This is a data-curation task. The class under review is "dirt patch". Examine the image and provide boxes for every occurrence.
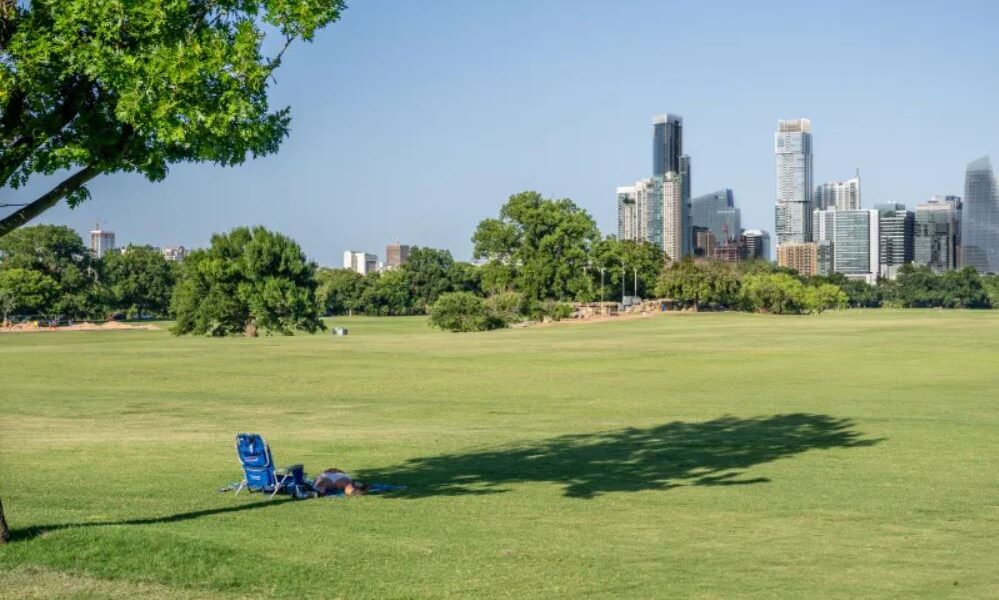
[0,321,161,333]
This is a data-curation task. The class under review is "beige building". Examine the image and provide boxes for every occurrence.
[777,242,819,276]
[385,242,410,269]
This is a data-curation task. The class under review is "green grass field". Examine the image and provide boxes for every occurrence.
[2,311,998,599]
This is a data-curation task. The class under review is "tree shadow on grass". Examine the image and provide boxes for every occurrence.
[9,498,293,543]
[364,414,882,499]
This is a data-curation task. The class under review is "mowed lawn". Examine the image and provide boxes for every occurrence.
[2,311,998,599]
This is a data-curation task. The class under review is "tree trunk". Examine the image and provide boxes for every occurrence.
[0,495,10,544]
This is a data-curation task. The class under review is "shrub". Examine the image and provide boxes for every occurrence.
[803,283,848,314]
[429,292,496,332]
[739,273,807,314]
[485,291,525,325]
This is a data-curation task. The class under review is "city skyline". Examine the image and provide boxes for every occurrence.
[8,0,998,266]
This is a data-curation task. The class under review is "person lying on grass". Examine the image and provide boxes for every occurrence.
[313,468,370,496]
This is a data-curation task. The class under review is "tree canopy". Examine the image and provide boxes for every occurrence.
[473,191,600,302]
[0,224,98,316]
[170,226,324,336]
[100,245,178,318]
[0,0,346,237]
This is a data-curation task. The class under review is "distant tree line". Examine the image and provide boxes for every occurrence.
[4,192,997,335]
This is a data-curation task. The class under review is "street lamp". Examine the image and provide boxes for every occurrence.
[599,266,605,303]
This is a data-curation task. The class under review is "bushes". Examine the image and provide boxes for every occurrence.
[739,273,845,315]
[429,292,494,332]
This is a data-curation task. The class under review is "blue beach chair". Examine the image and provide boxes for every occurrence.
[233,433,309,499]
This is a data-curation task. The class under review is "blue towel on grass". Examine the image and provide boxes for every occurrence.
[323,483,407,498]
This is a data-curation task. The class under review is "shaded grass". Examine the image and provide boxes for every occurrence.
[1,311,999,598]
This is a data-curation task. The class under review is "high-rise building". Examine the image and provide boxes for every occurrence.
[343,250,377,275]
[813,209,836,243]
[815,170,862,211]
[777,242,819,276]
[961,156,999,273]
[741,229,771,261]
[775,118,814,246]
[915,196,961,272]
[653,114,683,177]
[816,240,834,276]
[691,189,741,254]
[616,178,655,244]
[659,172,685,261]
[875,203,914,279]
[385,242,410,269]
[833,210,879,282]
[89,223,115,258]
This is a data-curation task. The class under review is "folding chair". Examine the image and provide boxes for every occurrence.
[233,433,307,499]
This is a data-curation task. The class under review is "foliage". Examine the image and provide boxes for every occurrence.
[473,191,599,302]
[590,237,665,300]
[484,291,526,326]
[359,270,414,316]
[428,291,497,332]
[0,224,99,317]
[654,258,740,310]
[881,265,991,309]
[739,273,808,314]
[316,268,365,315]
[400,247,480,311]
[170,226,324,336]
[0,267,59,318]
[0,1,347,237]
[478,260,517,296]
[803,284,848,314]
[100,245,177,317]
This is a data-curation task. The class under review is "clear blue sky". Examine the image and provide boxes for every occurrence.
[17,0,999,265]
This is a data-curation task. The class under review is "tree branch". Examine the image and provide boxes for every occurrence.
[0,166,100,238]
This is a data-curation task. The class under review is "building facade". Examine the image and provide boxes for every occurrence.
[914,196,961,272]
[385,242,410,269]
[162,246,187,262]
[741,229,771,261]
[691,189,741,254]
[815,170,861,211]
[833,210,879,282]
[89,224,115,258]
[343,250,377,275]
[653,114,683,177]
[775,118,813,245]
[961,156,999,274]
[777,242,818,276]
[658,172,686,262]
[875,203,914,279]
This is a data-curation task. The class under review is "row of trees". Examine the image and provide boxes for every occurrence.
[0,225,178,322]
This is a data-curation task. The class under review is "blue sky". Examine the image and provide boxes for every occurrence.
[17,0,999,265]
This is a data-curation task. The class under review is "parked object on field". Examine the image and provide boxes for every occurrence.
[222,433,312,499]
[333,327,348,336]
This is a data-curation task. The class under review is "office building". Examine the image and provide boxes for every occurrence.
[741,229,771,261]
[777,242,819,276]
[915,196,961,272]
[815,171,862,211]
[89,224,115,258]
[813,209,836,243]
[385,242,410,269]
[875,203,914,279]
[162,246,187,262]
[833,210,879,282]
[775,118,814,246]
[343,250,377,276]
[961,156,999,273]
[616,178,655,244]
[691,189,741,254]
[659,172,686,261]
[653,114,683,177]
[816,240,834,276]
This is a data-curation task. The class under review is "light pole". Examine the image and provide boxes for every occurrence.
[634,267,639,299]
[599,267,605,303]
[621,264,626,303]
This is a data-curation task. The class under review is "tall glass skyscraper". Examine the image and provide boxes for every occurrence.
[961,156,999,273]
[691,189,741,250]
[832,210,879,280]
[915,196,961,272]
[775,118,813,246]
[875,203,914,279]
[653,114,683,177]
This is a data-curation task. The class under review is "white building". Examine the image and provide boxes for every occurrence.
[89,224,115,258]
[343,250,377,275]
[162,246,187,262]
[815,170,862,211]
[775,118,814,245]
[815,209,879,283]
[660,172,684,262]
